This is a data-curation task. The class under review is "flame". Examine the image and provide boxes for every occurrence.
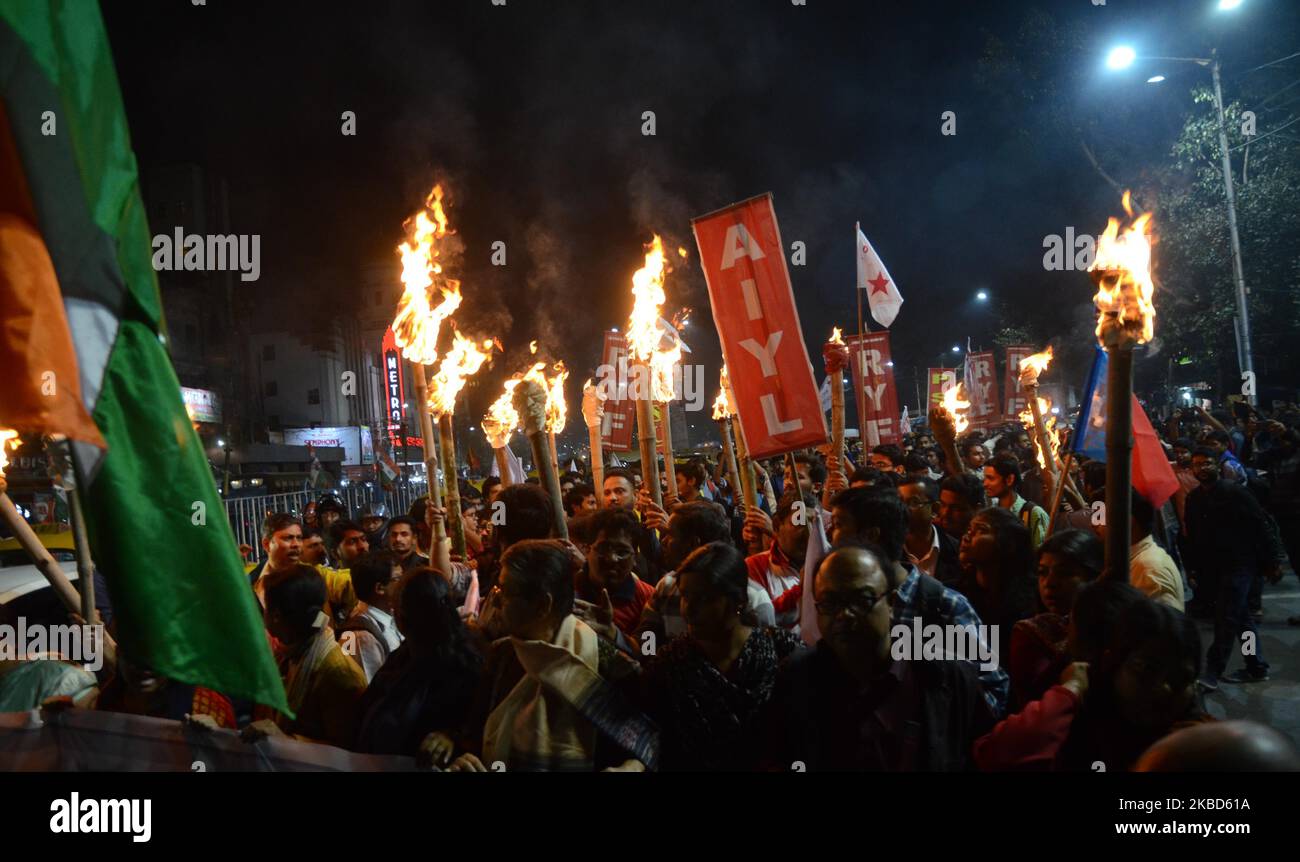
[392,184,463,365]
[1020,346,1054,381]
[0,428,19,477]
[428,332,495,417]
[713,365,738,420]
[1090,191,1156,344]
[1018,396,1061,474]
[627,234,669,362]
[712,390,730,421]
[482,385,521,449]
[828,327,844,345]
[677,246,688,259]
[546,361,569,434]
[941,384,971,434]
[529,340,538,354]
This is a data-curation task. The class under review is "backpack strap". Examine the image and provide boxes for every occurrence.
[337,613,391,661]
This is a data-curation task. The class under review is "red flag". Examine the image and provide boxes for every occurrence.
[692,194,828,459]
[1001,346,1035,422]
[598,332,636,451]
[965,351,999,430]
[1132,396,1180,509]
[845,332,900,446]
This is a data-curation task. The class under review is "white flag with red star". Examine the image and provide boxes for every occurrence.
[856,225,903,328]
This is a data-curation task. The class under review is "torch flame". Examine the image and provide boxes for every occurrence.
[428,332,495,417]
[1020,346,1054,385]
[0,428,19,477]
[1090,191,1156,344]
[941,384,971,434]
[828,327,845,345]
[1018,396,1061,474]
[392,184,462,365]
[627,234,669,362]
[711,390,731,421]
[482,386,521,450]
[546,361,569,435]
[529,340,538,354]
[677,246,688,259]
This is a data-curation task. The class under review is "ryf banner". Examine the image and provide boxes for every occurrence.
[926,367,958,417]
[846,332,900,446]
[599,331,637,451]
[1002,345,1035,423]
[692,193,827,458]
[966,350,1000,430]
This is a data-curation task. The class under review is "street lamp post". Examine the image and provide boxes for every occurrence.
[1108,41,1256,403]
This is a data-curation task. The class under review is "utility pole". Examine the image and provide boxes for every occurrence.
[1210,52,1256,405]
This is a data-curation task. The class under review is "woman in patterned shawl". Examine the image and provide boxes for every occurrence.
[640,542,804,771]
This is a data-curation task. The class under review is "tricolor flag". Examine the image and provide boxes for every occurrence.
[1072,348,1180,509]
[0,4,286,711]
[856,223,903,328]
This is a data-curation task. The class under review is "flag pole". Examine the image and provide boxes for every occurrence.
[855,222,867,450]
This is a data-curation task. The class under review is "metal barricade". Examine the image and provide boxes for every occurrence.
[223,481,428,551]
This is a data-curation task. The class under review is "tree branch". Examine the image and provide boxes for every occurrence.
[1079,139,1126,195]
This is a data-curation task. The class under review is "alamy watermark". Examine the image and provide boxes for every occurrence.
[594,361,705,411]
[890,617,999,672]
[0,617,105,673]
[152,228,260,282]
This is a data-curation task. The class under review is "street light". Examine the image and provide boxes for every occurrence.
[1218,0,1243,10]
[1146,75,1166,83]
[1106,45,1137,70]
[976,290,988,302]
[951,345,961,354]
[1104,35,1255,403]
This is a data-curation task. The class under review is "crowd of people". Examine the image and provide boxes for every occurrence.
[4,396,1299,772]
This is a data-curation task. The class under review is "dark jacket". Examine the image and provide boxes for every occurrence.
[766,642,995,771]
[1185,479,1286,574]
[933,528,963,587]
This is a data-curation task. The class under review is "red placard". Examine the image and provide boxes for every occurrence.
[598,331,636,451]
[965,351,1000,430]
[845,332,901,446]
[926,367,958,417]
[1001,345,1035,423]
[693,195,828,459]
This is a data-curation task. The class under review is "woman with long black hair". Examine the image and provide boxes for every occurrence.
[354,565,482,762]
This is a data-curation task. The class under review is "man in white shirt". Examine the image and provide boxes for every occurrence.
[338,551,405,682]
[1128,491,1185,611]
[899,477,963,585]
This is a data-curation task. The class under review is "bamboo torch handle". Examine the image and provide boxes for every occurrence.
[438,414,466,557]
[411,363,447,544]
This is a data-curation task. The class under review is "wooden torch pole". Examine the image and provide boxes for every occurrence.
[411,364,448,545]
[438,413,467,557]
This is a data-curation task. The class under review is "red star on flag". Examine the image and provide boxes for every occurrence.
[868,273,891,295]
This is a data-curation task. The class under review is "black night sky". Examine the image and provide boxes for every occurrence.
[101,0,1300,427]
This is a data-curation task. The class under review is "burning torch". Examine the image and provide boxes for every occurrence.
[824,328,850,474]
[626,235,672,508]
[712,369,741,506]
[428,332,496,558]
[1089,192,1156,579]
[391,184,462,547]
[582,378,607,504]
[513,371,569,540]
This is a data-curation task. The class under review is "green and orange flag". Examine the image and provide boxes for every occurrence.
[0,1,287,712]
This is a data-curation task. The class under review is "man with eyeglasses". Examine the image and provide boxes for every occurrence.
[573,508,656,645]
[766,546,994,771]
[898,477,962,585]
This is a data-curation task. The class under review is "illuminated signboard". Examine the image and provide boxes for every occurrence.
[382,326,407,447]
[181,387,222,423]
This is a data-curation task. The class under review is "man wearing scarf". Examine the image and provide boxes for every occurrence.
[248,564,367,749]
